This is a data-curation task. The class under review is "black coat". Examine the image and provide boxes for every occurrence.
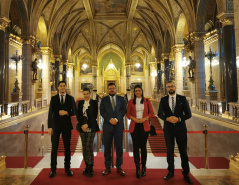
[157,94,192,132]
[48,94,77,131]
[77,99,99,132]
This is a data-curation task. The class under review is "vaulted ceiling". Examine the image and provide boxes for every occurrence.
[6,0,204,57]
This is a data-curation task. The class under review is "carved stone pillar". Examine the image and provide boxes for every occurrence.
[66,63,73,95]
[74,66,79,98]
[62,60,67,82]
[218,12,237,112]
[234,0,239,104]
[162,53,170,95]
[0,17,10,115]
[193,33,206,104]
[150,62,157,99]
[173,44,184,95]
[126,65,131,100]
[22,36,35,108]
[54,55,62,91]
[41,47,52,105]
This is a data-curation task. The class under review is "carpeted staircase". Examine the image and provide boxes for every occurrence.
[147,116,167,154]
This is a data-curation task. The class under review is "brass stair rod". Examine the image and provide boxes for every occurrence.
[24,125,29,169]
[111,137,114,168]
[204,125,209,169]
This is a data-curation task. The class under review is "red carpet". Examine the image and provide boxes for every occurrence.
[148,116,167,155]
[31,168,200,185]
[5,156,43,168]
[189,157,229,169]
[80,152,134,169]
[57,116,79,156]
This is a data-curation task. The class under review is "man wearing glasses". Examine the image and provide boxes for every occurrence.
[100,83,127,176]
[158,81,193,184]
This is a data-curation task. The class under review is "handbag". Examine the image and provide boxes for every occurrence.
[146,99,157,136]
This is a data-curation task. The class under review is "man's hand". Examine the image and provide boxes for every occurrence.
[59,110,68,116]
[81,124,88,132]
[109,118,117,125]
[48,128,53,135]
[166,116,179,124]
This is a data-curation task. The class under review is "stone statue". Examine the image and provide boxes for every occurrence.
[32,58,38,80]
[188,56,195,78]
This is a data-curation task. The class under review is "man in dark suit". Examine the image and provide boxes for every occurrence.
[48,80,77,178]
[158,81,193,184]
[100,83,126,176]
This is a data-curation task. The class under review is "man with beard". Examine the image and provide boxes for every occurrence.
[158,81,193,184]
[100,83,126,176]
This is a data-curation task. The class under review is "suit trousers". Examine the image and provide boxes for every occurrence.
[51,128,71,170]
[131,124,149,166]
[103,128,123,169]
[164,126,190,175]
[80,132,96,165]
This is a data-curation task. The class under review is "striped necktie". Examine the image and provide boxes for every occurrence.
[111,96,115,111]
[172,97,175,113]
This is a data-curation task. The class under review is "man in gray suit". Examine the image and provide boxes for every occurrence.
[100,83,126,176]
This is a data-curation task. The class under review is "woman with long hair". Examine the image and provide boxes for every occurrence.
[126,85,154,179]
[77,87,99,177]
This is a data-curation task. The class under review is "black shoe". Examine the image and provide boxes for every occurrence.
[117,168,125,176]
[141,165,146,177]
[87,165,94,178]
[184,175,193,184]
[65,169,73,176]
[164,172,174,180]
[102,168,111,176]
[83,163,89,175]
[136,165,141,179]
[49,170,56,178]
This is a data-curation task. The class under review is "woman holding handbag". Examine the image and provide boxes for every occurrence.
[126,85,154,179]
[76,87,99,177]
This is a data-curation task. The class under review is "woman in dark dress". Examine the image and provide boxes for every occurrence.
[77,87,99,177]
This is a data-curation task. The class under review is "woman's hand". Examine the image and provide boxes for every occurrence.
[138,117,147,123]
[81,124,88,132]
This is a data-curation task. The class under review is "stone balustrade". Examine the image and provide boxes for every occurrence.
[210,101,222,116]
[228,102,239,120]
[198,99,207,113]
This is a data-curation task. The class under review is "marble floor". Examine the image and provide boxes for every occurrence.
[0,152,239,185]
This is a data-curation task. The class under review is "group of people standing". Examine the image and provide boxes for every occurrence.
[47,80,193,184]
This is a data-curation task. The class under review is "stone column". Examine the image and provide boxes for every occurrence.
[0,18,10,115]
[22,36,35,108]
[193,34,206,104]
[218,13,237,112]
[162,53,170,95]
[74,66,79,98]
[66,63,73,95]
[62,60,67,82]
[126,65,131,100]
[54,55,61,91]
[149,62,157,98]
[41,47,52,105]
[173,44,184,95]
[234,0,239,103]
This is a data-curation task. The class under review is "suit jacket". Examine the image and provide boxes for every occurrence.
[127,98,154,133]
[48,94,77,131]
[158,94,192,132]
[77,99,100,132]
[100,95,126,132]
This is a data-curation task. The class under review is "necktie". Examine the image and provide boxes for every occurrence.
[61,95,64,105]
[111,96,115,111]
[172,97,175,113]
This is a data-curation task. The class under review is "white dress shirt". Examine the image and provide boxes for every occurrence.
[136,98,144,119]
[59,93,66,104]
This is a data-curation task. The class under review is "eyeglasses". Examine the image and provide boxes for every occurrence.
[108,88,116,90]
[167,85,175,88]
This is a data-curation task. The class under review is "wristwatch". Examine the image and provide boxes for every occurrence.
[178,117,181,122]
